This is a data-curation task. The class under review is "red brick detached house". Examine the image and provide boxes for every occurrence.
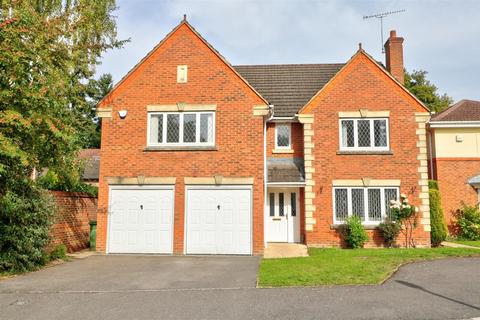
[428,100,480,233]
[95,20,431,255]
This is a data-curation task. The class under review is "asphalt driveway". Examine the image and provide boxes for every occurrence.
[1,255,480,320]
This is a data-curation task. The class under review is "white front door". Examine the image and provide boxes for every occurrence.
[108,187,174,254]
[267,189,300,243]
[186,187,252,255]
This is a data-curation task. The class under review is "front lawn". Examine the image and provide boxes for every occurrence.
[258,247,480,287]
[451,240,480,247]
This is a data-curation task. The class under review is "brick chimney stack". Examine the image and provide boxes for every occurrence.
[384,30,404,85]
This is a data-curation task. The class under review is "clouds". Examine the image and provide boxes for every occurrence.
[96,0,480,102]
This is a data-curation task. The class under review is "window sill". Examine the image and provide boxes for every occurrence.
[144,145,218,152]
[330,224,379,230]
[336,150,393,155]
[272,149,294,154]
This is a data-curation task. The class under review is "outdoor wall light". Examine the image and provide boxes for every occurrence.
[118,110,128,119]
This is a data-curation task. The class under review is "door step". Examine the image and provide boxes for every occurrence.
[264,243,309,259]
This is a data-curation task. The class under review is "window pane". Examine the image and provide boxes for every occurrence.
[357,120,371,147]
[276,124,290,147]
[291,193,296,217]
[351,189,365,221]
[149,114,163,143]
[166,114,180,143]
[341,120,355,147]
[269,193,275,217]
[183,114,196,143]
[279,193,284,216]
[200,113,213,143]
[335,189,348,221]
[374,120,387,147]
[384,188,398,219]
[368,189,382,221]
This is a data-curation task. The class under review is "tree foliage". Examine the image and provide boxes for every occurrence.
[404,70,453,113]
[83,73,113,148]
[0,0,123,272]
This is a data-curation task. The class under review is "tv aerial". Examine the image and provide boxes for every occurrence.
[363,9,406,53]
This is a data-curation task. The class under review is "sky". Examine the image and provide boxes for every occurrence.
[96,0,480,103]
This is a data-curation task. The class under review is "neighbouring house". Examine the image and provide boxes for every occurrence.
[79,148,100,186]
[428,99,480,233]
[95,19,431,255]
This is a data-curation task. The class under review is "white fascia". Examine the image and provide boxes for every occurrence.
[429,121,480,128]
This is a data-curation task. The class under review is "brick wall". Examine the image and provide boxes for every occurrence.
[49,191,97,252]
[266,122,304,158]
[434,158,480,233]
[96,23,266,254]
[300,52,431,247]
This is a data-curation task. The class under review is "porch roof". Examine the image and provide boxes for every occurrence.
[267,157,305,183]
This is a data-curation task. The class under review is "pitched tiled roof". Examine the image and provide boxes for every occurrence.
[79,149,100,181]
[234,64,344,117]
[431,100,480,122]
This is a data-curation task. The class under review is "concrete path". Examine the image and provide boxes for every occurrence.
[1,256,480,320]
[442,241,480,249]
[264,243,309,258]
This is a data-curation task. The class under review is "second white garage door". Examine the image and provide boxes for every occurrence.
[186,187,252,255]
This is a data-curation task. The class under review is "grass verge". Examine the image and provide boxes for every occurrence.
[258,247,480,287]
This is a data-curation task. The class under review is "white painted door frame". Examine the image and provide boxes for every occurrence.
[106,185,175,254]
[184,185,253,255]
[266,187,300,243]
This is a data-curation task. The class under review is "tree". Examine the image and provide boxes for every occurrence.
[0,0,124,272]
[83,73,114,148]
[404,70,453,113]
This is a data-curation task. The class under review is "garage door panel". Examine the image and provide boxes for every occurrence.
[186,188,252,255]
[108,188,173,254]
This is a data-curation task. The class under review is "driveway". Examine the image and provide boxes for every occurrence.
[1,256,480,320]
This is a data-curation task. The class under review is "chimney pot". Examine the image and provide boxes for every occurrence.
[390,30,397,38]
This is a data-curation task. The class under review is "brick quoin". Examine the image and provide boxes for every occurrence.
[96,22,266,254]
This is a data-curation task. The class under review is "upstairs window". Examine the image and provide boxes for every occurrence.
[148,112,214,146]
[275,123,291,149]
[340,118,389,151]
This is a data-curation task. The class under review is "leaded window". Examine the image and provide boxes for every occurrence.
[333,187,399,224]
[148,112,215,146]
[275,123,291,149]
[340,118,389,151]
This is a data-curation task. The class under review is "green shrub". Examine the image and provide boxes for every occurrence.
[428,180,439,190]
[0,183,54,272]
[429,188,448,246]
[49,244,67,260]
[378,219,401,247]
[340,216,369,249]
[456,204,480,240]
[37,167,98,197]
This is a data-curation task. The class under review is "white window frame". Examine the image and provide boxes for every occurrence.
[147,111,215,147]
[275,123,292,149]
[339,118,390,151]
[332,186,399,225]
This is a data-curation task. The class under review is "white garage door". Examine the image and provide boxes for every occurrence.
[108,187,174,254]
[186,187,252,255]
